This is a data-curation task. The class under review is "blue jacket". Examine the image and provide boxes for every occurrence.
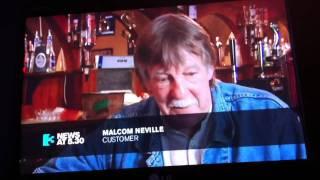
[34,81,307,173]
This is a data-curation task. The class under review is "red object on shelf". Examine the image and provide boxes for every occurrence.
[60,109,83,121]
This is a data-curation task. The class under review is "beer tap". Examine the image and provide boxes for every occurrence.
[270,22,281,59]
[257,40,265,78]
[81,13,96,81]
[229,34,237,84]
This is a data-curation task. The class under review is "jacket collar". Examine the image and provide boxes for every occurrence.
[208,81,235,146]
[139,81,235,167]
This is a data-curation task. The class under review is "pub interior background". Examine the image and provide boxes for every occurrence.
[1,0,319,178]
[21,0,299,124]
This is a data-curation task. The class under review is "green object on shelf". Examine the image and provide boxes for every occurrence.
[93,99,111,113]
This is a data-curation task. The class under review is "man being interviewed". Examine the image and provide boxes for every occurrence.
[34,13,306,173]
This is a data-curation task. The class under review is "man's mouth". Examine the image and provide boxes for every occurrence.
[168,99,198,109]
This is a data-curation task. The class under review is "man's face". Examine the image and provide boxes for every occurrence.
[146,49,213,115]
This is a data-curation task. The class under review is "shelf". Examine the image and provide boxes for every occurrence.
[82,89,132,95]
[215,64,252,71]
[23,70,82,77]
[21,118,64,125]
[216,66,232,70]
[24,71,68,77]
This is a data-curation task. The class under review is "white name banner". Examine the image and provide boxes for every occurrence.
[96,56,134,69]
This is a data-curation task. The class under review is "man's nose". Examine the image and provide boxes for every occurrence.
[170,78,186,99]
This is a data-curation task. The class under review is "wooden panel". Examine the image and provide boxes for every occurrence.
[32,78,64,110]
[97,69,133,91]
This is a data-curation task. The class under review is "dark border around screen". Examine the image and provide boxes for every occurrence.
[2,0,320,178]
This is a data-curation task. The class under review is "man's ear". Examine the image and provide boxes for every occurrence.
[144,80,153,95]
[207,66,214,80]
[135,70,153,95]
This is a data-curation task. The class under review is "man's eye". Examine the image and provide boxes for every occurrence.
[156,76,169,82]
[159,77,168,82]
[185,72,197,76]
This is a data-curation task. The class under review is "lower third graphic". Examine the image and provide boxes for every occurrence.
[42,133,55,147]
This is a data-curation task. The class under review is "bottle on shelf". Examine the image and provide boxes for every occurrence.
[81,13,96,81]
[215,36,223,66]
[46,29,56,72]
[28,40,35,73]
[188,5,197,21]
[84,13,96,48]
[280,38,290,56]
[33,29,48,73]
[263,37,271,59]
[46,29,53,55]
[98,15,102,33]
[72,18,80,47]
[34,31,41,49]
[24,33,29,73]
[67,14,72,43]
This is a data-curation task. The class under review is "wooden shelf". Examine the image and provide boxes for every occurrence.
[82,89,132,95]
[23,70,82,77]
[24,71,69,77]
[216,66,232,70]
[215,64,253,71]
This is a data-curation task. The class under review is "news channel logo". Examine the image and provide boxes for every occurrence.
[42,132,85,147]
[42,133,55,147]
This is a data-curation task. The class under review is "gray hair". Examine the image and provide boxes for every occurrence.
[134,13,216,85]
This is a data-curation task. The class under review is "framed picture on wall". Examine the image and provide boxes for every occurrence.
[96,15,115,36]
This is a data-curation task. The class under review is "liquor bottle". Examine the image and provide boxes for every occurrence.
[263,37,271,59]
[84,13,96,48]
[98,15,103,33]
[24,33,29,73]
[49,52,56,72]
[244,25,248,45]
[242,5,249,45]
[249,25,255,45]
[81,13,96,81]
[33,30,48,72]
[257,24,264,39]
[72,18,80,47]
[255,12,264,39]
[67,14,72,43]
[215,36,223,66]
[28,40,34,72]
[34,31,41,48]
[46,29,56,72]
[280,38,291,56]
[46,29,53,55]
[253,43,259,61]
[176,5,184,15]
[188,5,197,21]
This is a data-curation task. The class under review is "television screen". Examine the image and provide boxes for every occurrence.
[19,0,309,177]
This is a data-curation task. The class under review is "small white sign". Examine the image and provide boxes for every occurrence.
[96,56,134,69]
